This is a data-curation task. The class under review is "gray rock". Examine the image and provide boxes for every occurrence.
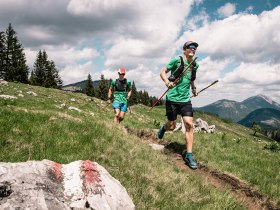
[0,160,135,210]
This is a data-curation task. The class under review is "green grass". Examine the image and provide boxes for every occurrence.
[1,82,279,209]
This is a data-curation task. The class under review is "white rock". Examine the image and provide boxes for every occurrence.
[68,106,81,112]
[26,91,37,96]
[0,94,17,99]
[0,160,135,210]
[149,144,165,151]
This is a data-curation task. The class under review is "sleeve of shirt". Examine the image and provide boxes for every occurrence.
[111,80,115,88]
[127,80,132,89]
[166,56,180,72]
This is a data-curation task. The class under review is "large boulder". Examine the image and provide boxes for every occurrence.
[193,118,216,133]
[0,160,135,210]
[179,118,216,133]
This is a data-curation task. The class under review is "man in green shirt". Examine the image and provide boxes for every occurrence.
[108,68,132,125]
[158,41,199,169]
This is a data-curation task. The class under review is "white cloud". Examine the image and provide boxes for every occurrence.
[217,3,236,18]
[192,61,280,107]
[196,56,230,83]
[244,6,254,14]
[102,0,193,70]
[67,0,132,17]
[180,6,280,63]
[1,0,280,106]
[223,62,280,85]
[25,46,99,84]
[60,61,94,85]
[44,46,99,66]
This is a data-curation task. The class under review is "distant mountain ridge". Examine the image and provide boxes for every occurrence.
[62,80,109,92]
[196,94,280,122]
[238,108,280,130]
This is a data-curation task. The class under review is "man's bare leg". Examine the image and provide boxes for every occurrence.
[114,109,120,125]
[118,112,126,123]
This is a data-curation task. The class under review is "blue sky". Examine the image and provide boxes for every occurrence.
[0,0,279,107]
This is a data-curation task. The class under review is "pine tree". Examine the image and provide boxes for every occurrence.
[53,64,63,89]
[44,60,63,88]
[129,81,138,105]
[13,39,29,83]
[96,74,108,100]
[3,23,28,83]
[0,31,5,78]
[30,50,62,88]
[31,50,45,86]
[44,60,56,88]
[84,74,94,97]
[142,90,150,106]
[252,122,261,136]
[29,70,35,84]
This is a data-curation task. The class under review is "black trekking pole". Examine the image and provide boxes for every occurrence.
[190,80,219,98]
[148,57,198,112]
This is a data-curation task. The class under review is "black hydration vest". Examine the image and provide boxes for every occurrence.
[115,78,128,92]
[168,56,197,82]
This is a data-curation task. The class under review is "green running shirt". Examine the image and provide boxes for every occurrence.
[166,55,199,102]
[111,79,132,103]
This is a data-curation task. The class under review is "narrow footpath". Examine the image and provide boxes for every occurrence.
[128,128,279,210]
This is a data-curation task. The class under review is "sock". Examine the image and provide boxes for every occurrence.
[186,152,193,157]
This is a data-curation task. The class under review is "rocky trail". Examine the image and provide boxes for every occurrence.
[130,128,279,210]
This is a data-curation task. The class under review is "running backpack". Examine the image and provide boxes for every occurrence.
[168,56,197,82]
[114,78,128,92]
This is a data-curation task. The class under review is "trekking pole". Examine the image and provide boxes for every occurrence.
[190,80,219,98]
[148,57,198,112]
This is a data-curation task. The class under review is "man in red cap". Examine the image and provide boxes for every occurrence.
[157,41,199,169]
[108,67,132,125]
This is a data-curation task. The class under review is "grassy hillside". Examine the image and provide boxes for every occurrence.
[1,82,280,209]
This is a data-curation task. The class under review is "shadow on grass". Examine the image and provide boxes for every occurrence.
[164,141,185,155]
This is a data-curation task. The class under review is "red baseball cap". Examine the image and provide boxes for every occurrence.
[118,67,126,75]
[183,41,199,50]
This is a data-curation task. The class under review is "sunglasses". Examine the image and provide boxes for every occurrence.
[118,73,125,75]
[186,45,197,50]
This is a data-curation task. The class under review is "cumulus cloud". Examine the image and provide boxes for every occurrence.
[1,0,280,106]
[223,62,280,85]
[0,0,194,82]
[217,3,236,18]
[60,61,94,85]
[180,6,280,63]
[25,46,99,70]
[192,60,280,107]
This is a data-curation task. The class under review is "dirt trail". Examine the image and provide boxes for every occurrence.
[130,128,279,210]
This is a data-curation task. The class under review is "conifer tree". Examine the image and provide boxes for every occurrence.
[84,74,94,97]
[31,50,45,86]
[96,74,108,100]
[142,90,150,106]
[129,81,138,105]
[53,62,63,89]
[138,90,143,104]
[29,70,36,84]
[0,31,5,78]
[44,60,63,88]
[13,39,29,83]
[3,23,28,83]
[31,50,62,88]
[252,122,261,136]
[44,60,56,88]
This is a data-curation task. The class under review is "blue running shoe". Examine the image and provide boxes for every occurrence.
[182,151,197,169]
[157,125,166,140]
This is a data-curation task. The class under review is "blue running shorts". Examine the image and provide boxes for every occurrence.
[112,102,128,112]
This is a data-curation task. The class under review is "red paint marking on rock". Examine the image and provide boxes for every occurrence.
[51,162,62,180]
[81,160,104,195]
